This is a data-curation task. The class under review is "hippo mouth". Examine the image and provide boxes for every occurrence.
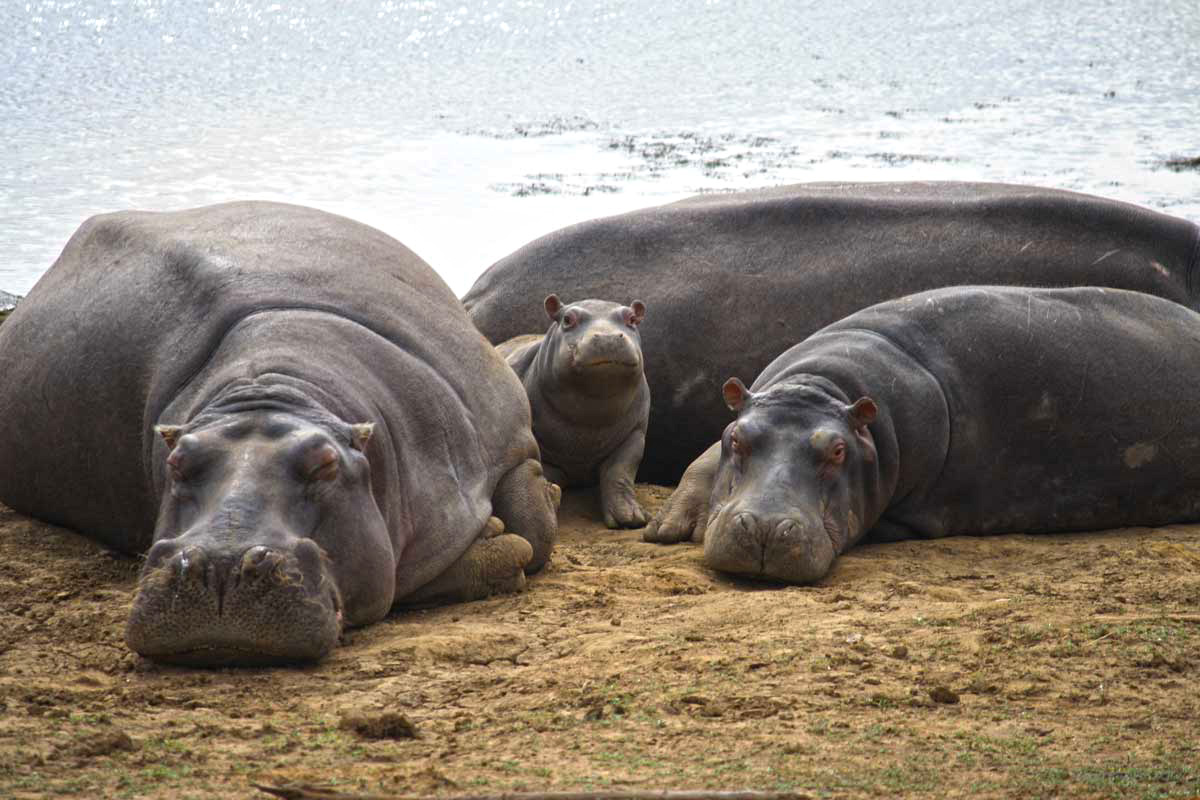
[579,357,640,369]
[703,508,838,584]
[125,551,344,666]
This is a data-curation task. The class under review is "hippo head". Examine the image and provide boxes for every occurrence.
[126,389,395,666]
[704,375,880,584]
[540,294,646,397]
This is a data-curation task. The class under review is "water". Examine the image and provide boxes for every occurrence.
[3,0,1198,297]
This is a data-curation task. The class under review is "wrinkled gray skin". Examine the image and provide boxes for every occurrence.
[655,286,1200,583]
[0,202,559,666]
[463,182,1200,484]
[497,295,650,529]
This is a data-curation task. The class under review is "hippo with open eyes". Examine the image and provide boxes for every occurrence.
[649,286,1200,583]
[463,182,1200,484]
[497,295,650,528]
[0,201,559,665]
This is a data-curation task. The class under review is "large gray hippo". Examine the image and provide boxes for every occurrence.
[497,295,650,529]
[463,182,1200,483]
[650,286,1200,581]
[0,202,559,665]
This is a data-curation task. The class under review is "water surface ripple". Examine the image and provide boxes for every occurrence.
[3,0,1198,294]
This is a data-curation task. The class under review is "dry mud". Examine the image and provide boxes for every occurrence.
[1,486,1198,799]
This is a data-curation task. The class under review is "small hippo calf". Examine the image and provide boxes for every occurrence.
[647,286,1200,583]
[497,295,650,528]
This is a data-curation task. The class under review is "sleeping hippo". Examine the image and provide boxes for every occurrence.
[647,286,1200,582]
[497,295,650,528]
[0,201,560,665]
[463,182,1200,483]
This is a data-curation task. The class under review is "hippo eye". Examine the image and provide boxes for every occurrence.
[561,311,579,330]
[306,445,341,482]
[623,309,639,328]
[731,431,747,460]
[830,442,846,466]
[166,450,187,483]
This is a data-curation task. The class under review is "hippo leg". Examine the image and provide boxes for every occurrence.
[492,458,561,572]
[404,519,534,605]
[643,442,721,543]
[598,428,648,529]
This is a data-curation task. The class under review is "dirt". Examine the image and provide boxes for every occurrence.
[1,486,1198,800]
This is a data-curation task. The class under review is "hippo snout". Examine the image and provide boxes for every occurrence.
[576,330,641,369]
[704,508,836,584]
[126,537,341,666]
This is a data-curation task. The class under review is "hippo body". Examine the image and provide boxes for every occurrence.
[0,202,559,664]
[657,286,1200,583]
[463,182,1200,483]
[497,296,650,528]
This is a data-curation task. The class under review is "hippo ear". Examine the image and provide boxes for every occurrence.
[350,423,375,453]
[544,294,563,321]
[629,300,646,326]
[847,397,878,430]
[723,377,751,412]
[154,425,184,450]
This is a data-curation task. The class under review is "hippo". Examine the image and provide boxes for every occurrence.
[0,202,560,665]
[497,295,650,528]
[646,286,1200,581]
[463,182,1200,483]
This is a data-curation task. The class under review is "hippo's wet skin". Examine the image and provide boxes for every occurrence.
[650,287,1200,583]
[498,296,650,528]
[0,202,559,665]
[463,182,1200,483]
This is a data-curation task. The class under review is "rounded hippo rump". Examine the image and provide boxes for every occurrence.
[463,182,1200,483]
[651,286,1200,583]
[0,202,559,665]
[497,295,650,528]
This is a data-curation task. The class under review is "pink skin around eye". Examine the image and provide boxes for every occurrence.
[166,449,184,481]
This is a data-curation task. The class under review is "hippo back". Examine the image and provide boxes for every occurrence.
[0,202,532,554]
[463,182,1200,482]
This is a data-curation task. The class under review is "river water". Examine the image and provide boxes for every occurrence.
[2,0,1198,297]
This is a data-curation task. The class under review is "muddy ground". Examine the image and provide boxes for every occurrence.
[1,486,1198,800]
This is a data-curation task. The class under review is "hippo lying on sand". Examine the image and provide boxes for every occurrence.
[648,286,1200,582]
[498,295,650,528]
[0,202,559,665]
[463,182,1200,483]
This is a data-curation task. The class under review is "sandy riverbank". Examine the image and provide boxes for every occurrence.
[0,486,1198,798]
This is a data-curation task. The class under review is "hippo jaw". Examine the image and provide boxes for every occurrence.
[127,407,395,666]
[702,378,877,584]
[126,536,343,666]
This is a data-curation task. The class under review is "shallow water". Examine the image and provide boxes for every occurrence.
[2,0,1198,296]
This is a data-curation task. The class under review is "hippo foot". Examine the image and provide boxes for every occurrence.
[643,478,711,543]
[602,490,648,529]
[404,533,533,606]
[492,458,560,574]
[643,442,720,544]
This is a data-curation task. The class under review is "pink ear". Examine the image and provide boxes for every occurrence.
[350,423,374,453]
[848,397,878,429]
[544,294,562,321]
[155,424,184,450]
[629,300,646,326]
[723,377,751,412]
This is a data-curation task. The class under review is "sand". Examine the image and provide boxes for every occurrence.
[1,485,1198,799]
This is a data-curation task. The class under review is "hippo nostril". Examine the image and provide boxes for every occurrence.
[177,546,210,589]
[145,539,181,570]
[733,512,762,546]
[239,546,283,583]
[774,519,800,540]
